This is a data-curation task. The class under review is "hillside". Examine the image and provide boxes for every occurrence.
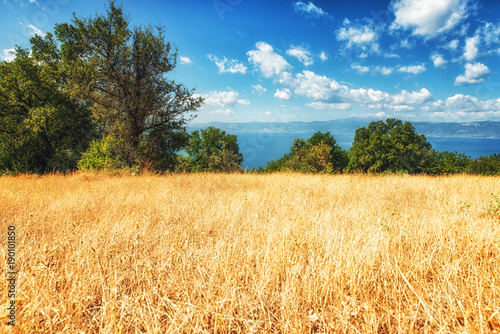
[189,119,500,138]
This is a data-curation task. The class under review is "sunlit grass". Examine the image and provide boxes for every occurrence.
[1,172,500,333]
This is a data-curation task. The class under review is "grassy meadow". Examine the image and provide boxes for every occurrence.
[1,172,500,333]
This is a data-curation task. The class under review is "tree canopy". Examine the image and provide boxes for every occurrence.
[184,127,243,172]
[266,131,348,173]
[0,38,93,173]
[347,118,431,174]
[54,1,203,168]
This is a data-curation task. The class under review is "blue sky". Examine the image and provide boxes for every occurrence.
[2,0,500,124]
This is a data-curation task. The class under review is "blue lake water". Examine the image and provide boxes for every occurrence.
[237,133,500,170]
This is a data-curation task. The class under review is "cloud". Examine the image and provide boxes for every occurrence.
[384,52,400,59]
[337,19,379,53]
[355,63,425,75]
[208,55,247,74]
[347,88,391,104]
[400,39,412,49]
[464,35,479,61]
[391,88,432,105]
[195,90,249,108]
[378,67,394,75]
[293,1,328,18]
[480,22,500,46]
[283,68,433,113]
[351,64,370,74]
[448,39,459,50]
[25,24,45,37]
[319,51,328,61]
[306,102,351,111]
[247,42,291,78]
[390,0,470,38]
[1,48,16,62]
[397,64,426,75]
[454,62,490,85]
[286,46,313,66]
[274,88,293,100]
[431,53,447,68]
[424,95,500,119]
[179,56,192,65]
[291,70,347,100]
[210,109,235,116]
[237,99,251,106]
[388,105,415,112]
[252,84,266,95]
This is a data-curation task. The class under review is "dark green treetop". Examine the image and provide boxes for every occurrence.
[347,118,431,174]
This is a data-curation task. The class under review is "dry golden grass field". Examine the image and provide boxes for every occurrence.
[1,172,500,333]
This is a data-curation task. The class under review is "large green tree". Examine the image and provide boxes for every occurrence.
[185,127,243,172]
[55,1,203,168]
[0,36,93,174]
[347,118,431,174]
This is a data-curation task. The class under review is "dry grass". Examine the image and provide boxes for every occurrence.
[1,172,500,333]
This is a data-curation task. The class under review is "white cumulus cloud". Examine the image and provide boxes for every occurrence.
[208,55,247,74]
[464,35,479,61]
[347,88,391,104]
[252,84,267,95]
[379,67,395,75]
[247,42,291,79]
[390,0,470,38]
[454,62,490,85]
[195,90,249,108]
[448,39,459,50]
[391,88,432,105]
[293,1,328,18]
[274,88,293,100]
[286,46,313,66]
[291,70,347,101]
[351,64,370,74]
[480,22,500,46]
[25,24,45,37]
[337,19,379,52]
[319,51,328,61]
[179,56,192,65]
[431,53,447,68]
[397,64,426,75]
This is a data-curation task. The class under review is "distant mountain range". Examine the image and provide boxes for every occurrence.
[188,119,500,139]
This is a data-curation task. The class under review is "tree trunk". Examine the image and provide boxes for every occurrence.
[38,130,55,158]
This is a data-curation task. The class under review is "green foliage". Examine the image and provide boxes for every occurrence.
[466,154,500,175]
[423,150,471,175]
[78,135,128,171]
[55,1,203,168]
[0,39,94,174]
[347,119,431,174]
[266,132,348,173]
[138,125,189,171]
[185,127,243,172]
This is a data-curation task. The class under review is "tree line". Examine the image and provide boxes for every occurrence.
[263,119,500,176]
[0,2,498,176]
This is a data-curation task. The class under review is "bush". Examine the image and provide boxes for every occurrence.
[77,135,128,171]
[266,132,348,173]
[185,127,243,173]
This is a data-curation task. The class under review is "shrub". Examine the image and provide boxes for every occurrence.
[77,135,128,171]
